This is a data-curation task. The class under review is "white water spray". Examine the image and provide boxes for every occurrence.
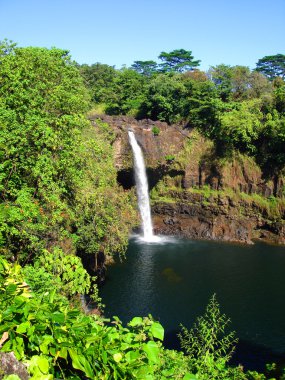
[128,130,160,242]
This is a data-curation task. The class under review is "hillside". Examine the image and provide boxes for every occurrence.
[90,115,285,245]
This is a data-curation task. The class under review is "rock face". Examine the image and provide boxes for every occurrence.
[0,352,29,380]
[152,192,285,245]
[90,115,285,245]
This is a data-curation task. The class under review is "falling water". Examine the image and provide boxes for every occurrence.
[128,130,159,242]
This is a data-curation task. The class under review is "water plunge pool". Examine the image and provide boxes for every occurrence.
[100,237,285,371]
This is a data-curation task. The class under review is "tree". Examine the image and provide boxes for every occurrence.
[141,73,188,123]
[215,99,263,154]
[131,60,158,76]
[158,49,200,73]
[209,64,272,101]
[105,68,148,116]
[208,64,234,101]
[79,63,117,103]
[255,54,285,80]
[0,43,136,264]
[0,44,90,259]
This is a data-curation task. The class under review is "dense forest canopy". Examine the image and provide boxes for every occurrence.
[0,39,135,268]
[0,41,285,379]
[80,49,285,175]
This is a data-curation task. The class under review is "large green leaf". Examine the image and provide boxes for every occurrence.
[182,374,198,380]
[68,349,94,378]
[129,317,143,327]
[150,322,164,341]
[125,350,140,363]
[16,321,31,334]
[143,341,160,364]
[51,312,65,324]
[37,357,49,374]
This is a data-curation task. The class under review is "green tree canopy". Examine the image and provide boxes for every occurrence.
[105,68,148,116]
[0,43,90,259]
[255,54,285,80]
[158,49,200,73]
[209,64,272,101]
[79,62,117,103]
[0,42,135,263]
[141,73,188,123]
[131,60,158,76]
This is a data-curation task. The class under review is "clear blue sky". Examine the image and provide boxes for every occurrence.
[0,0,284,71]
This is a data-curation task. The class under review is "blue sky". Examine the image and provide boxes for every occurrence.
[0,0,284,71]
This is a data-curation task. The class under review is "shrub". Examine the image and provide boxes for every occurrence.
[178,294,242,380]
[152,126,160,136]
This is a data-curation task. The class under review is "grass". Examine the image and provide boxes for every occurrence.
[87,103,107,116]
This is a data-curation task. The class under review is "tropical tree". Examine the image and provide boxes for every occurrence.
[141,73,188,123]
[0,42,136,265]
[158,49,200,73]
[131,60,158,76]
[208,64,234,101]
[105,68,148,116]
[255,54,285,80]
[209,64,272,101]
[0,43,90,260]
[79,62,117,103]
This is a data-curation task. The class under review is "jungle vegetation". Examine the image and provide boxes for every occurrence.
[0,40,285,378]
[80,50,285,175]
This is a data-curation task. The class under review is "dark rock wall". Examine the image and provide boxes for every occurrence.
[152,193,285,245]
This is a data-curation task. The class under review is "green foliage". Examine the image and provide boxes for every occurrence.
[79,62,117,104]
[105,68,148,116]
[178,294,241,380]
[78,52,284,179]
[218,99,263,153]
[183,77,219,129]
[158,49,200,73]
[0,259,275,379]
[0,42,136,265]
[256,110,285,172]
[209,64,273,101]
[131,60,158,76]
[165,154,175,163]
[141,73,189,123]
[0,43,89,260]
[152,126,160,136]
[77,48,284,176]
[74,121,136,260]
[256,54,285,81]
[0,257,192,379]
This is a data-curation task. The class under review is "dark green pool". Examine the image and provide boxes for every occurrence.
[100,236,285,371]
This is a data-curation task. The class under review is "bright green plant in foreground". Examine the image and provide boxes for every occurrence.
[0,256,192,379]
[1,258,277,379]
[178,294,245,380]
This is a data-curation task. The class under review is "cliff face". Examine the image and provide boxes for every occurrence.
[90,115,285,244]
[152,192,285,245]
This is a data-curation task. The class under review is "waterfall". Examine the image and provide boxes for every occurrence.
[128,130,158,242]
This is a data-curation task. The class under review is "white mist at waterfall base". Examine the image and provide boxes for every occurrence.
[128,130,162,243]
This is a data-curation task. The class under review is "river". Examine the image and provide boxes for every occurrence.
[100,237,285,371]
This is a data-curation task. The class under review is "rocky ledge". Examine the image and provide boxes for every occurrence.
[152,192,285,245]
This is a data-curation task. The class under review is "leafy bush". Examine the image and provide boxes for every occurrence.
[178,294,243,380]
[165,154,175,163]
[152,126,160,136]
[0,257,193,379]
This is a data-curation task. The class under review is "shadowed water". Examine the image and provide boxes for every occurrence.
[100,237,285,371]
